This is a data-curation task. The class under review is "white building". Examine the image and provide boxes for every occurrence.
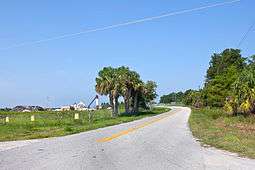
[58,101,87,111]
[60,106,71,111]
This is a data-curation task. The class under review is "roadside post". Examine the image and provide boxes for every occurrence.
[74,113,79,120]
[31,115,35,122]
[5,116,9,123]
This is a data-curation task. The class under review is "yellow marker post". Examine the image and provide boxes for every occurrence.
[5,117,9,123]
[74,113,79,120]
[31,115,35,122]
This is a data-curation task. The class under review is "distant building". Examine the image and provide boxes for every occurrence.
[60,106,73,111]
[53,108,62,112]
[59,101,87,111]
[12,106,44,112]
[22,109,31,113]
[72,101,86,111]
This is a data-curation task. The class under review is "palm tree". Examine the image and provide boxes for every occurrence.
[95,67,115,117]
[132,81,144,114]
[96,66,158,116]
[111,69,122,116]
[121,68,141,114]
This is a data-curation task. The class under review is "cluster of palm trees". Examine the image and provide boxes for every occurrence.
[95,66,157,117]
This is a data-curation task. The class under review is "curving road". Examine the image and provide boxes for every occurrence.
[0,107,254,170]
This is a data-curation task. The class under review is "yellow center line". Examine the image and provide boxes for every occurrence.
[96,110,178,143]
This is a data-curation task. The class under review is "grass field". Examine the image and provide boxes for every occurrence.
[189,108,255,159]
[0,107,170,142]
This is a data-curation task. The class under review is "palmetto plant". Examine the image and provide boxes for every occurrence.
[225,67,255,115]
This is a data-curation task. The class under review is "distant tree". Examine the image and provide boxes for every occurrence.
[182,89,203,108]
[183,89,195,105]
[160,94,174,104]
[143,81,157,103]
[206,49,246,82]
[138,81,157,110]
[204,49,246,107]
[176,91,184,103]
[160,91,184,104]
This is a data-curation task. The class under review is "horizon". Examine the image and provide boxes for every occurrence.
[0,0,254,108]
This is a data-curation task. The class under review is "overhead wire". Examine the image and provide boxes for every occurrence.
[0,0,241,51]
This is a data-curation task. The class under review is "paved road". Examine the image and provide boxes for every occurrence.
[0,107,255,170]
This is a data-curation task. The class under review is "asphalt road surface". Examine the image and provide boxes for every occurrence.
[0,107,255,170]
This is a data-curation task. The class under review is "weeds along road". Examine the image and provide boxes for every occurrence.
[0,107,255,170]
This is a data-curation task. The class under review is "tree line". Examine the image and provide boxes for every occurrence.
[95,66,157,117]
[160,48,255,115]
[160,92,184,104]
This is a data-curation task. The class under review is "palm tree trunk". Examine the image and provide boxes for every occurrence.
[124,88,132,114]
[124,91,129,114]
[124,97,129,114]
[109,94,114,117]
[113,96,119,116]
[133,92,139,114]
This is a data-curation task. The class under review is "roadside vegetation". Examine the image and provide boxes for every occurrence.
[189,108,255,158]
[0,107,169,142]
[160,48,255,158]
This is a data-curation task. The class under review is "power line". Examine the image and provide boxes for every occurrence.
[237,19,255,48]
[0,0,241,51]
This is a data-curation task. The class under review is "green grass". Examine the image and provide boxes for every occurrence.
[0,107,170,142]
[189,108,255,159]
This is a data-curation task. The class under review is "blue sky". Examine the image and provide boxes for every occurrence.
[0,0,254,107]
